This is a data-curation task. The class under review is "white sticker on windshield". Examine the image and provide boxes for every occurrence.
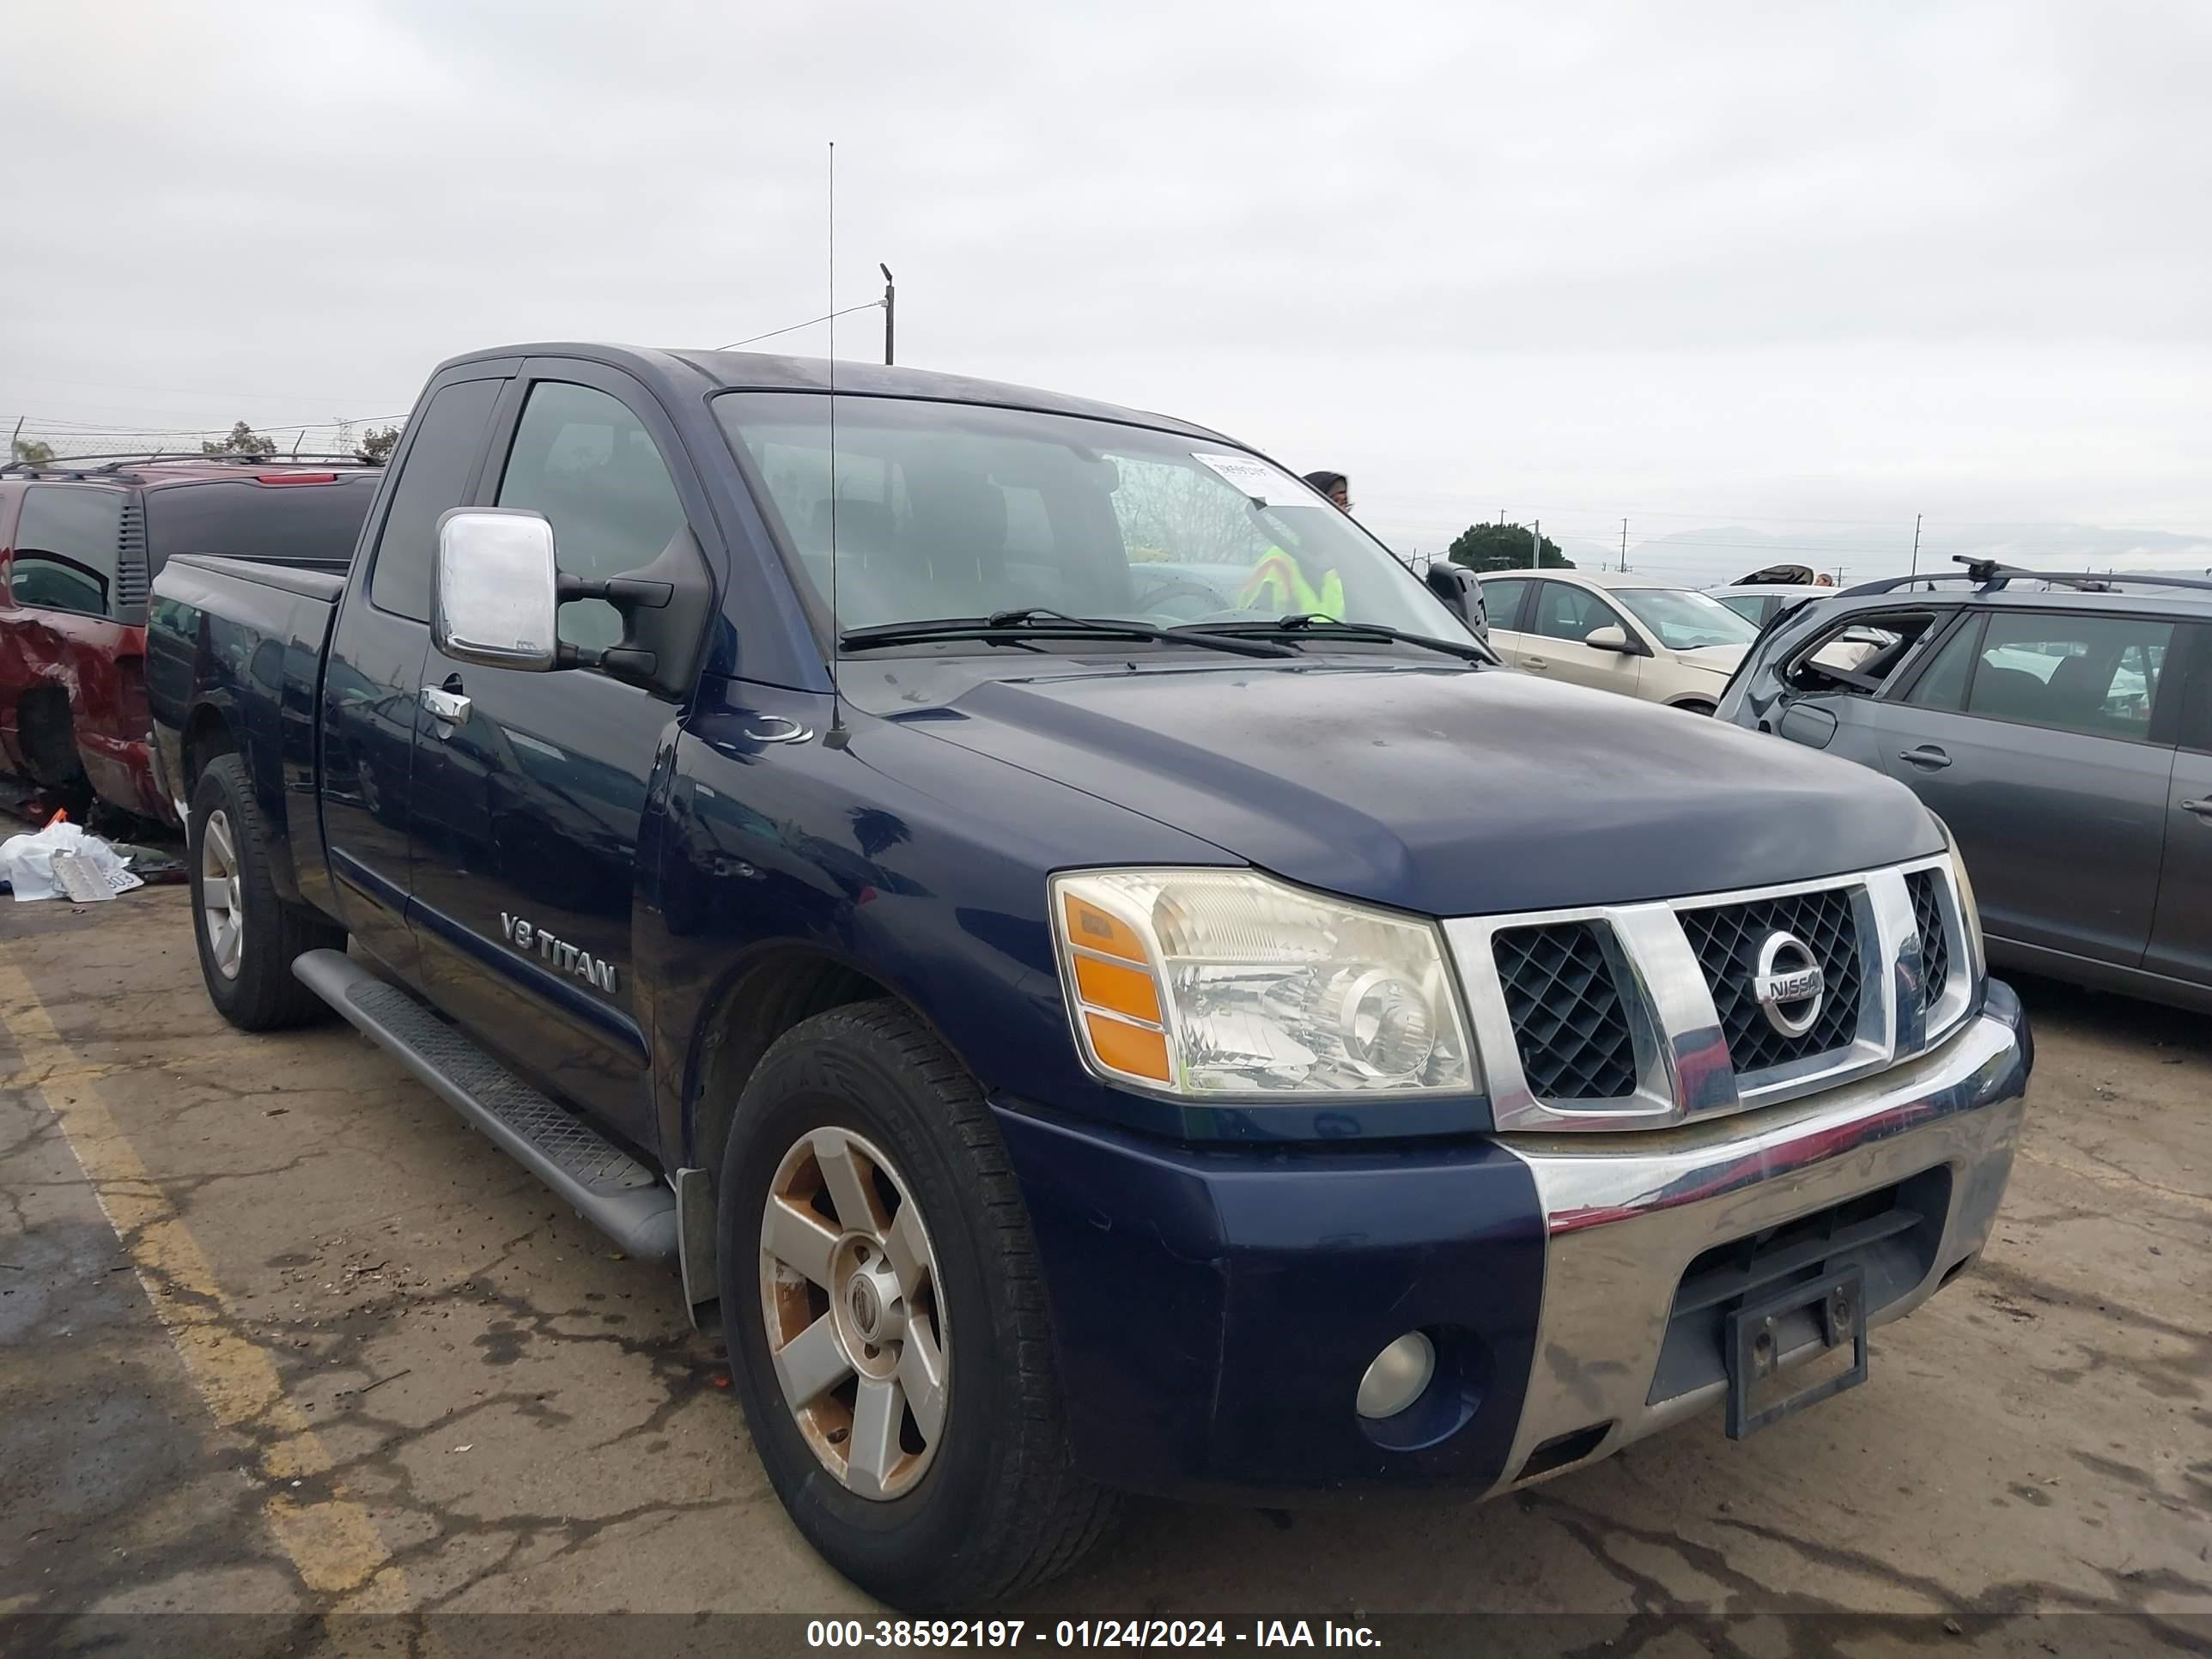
[1191,452,1312,507]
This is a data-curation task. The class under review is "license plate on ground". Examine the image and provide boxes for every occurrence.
[1724,1264,1869,1439]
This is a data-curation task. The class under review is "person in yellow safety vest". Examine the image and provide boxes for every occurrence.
[1237,469,1350,616]
[1240,547,1346,617]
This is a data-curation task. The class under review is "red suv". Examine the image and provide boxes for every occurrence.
[0,454,380,823]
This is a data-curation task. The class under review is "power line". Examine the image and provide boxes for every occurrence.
[715,301,884,352]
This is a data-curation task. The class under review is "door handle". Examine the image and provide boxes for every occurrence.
[2185,798,2212,822]
[1522,656,1549,671]
[1897,745,1951,770]
[421,684,471,728]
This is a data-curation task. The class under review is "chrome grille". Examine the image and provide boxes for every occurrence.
[1679,887,1863,1074]
[1444,856,1972,1133]
[1492,923,1637,1101]
[1905,869,1948,1009]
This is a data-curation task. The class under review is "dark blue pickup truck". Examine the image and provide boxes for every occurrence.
[147,343,2032,1608]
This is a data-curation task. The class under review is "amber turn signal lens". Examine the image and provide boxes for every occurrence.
[1063,894,1148,963]
[1083,1012,1171,1082]
[1072,953,1164,1025]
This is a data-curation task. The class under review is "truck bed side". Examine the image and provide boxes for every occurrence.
[147,554,345,913]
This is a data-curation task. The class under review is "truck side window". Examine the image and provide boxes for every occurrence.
[11,485,124,617]
[495,382,687,651]
[368,378,504,622]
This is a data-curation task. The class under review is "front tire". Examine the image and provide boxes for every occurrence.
[717,1000,1117,1609]
[188,754,344,1031]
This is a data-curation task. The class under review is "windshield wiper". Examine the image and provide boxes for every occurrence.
[841,609,1297,659]
[1182,614,1493,664]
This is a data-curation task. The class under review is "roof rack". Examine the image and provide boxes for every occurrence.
[0,451,382,481]
[1841,555,2212,599]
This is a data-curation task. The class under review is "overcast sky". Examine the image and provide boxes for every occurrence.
[6,1,2208,579]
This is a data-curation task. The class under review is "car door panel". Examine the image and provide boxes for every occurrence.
[1527,580,1641,697]
[1873,609,2176,967]
[319,371,507,982]
[2145,624,2212,985]
[1475,577,1533,665]
[408,363,713,1149]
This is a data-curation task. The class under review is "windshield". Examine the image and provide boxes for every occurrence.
[714,392,1462,645]
[1612,586,1760,651]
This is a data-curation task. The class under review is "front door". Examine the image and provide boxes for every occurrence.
[1871,606,2178,966]
[1521,580,1643,698]
[2145,623,2212,988]
[408,365,714,1146]
[319,371,507,982]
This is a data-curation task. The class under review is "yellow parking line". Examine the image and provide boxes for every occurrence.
[0,953,409,1608]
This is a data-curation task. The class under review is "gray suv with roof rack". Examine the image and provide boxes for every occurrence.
[1717,559,2212,1012]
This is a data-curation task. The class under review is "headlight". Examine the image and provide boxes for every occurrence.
[1050,868,1478,1099]
[1930,816,1984,979]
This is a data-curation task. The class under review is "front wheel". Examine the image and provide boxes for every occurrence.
[717,1000,1117,1609]
[1673,698,1717,716]
[188,754,344,1031]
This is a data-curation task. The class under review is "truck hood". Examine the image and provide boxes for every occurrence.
[887,659,1940,917]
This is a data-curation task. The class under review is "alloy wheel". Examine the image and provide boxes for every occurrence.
[200,809,245,981]
[758,1126,950,1500]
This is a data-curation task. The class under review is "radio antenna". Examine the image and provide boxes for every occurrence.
[823,140,850,750]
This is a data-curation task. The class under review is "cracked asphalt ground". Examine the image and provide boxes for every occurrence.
[1,888,2205,1656]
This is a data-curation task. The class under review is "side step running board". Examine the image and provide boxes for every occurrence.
[292,950,678,1261]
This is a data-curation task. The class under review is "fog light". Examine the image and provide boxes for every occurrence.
[1356,1331,1436,1420]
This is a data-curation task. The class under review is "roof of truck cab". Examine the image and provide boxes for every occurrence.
[434,343,1237,444]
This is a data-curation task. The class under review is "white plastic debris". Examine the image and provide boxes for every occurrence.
[0,818,145,902]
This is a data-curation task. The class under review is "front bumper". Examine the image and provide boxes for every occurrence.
[995,981,2030,1500]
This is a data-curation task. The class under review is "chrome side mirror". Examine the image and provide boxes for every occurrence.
[434,508,560,672]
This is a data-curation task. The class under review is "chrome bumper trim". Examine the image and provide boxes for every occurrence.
[1487,1006,2026,1492]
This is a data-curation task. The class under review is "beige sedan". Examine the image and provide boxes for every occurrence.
[1479,568,1759,713]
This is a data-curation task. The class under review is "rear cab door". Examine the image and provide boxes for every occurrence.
[1868,604,2179,966]
[319,365,514,981]
[407,360,720,1150]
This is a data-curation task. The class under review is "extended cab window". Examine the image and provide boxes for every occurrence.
[10,485,123,617]
[368,378,504,622]
[496,382,687,651]
[1929,611,2174,740]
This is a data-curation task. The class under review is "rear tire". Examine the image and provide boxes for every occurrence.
[717,1000,1118,1609]
[188,754,344,1031]
[1674,699,1717,716]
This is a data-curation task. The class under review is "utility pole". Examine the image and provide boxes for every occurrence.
[1620,517,1629,573]
[1833,563,1848,586]
[1908,513,1922,580]
[879,264,895,365]
[1532,520,1541,566]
